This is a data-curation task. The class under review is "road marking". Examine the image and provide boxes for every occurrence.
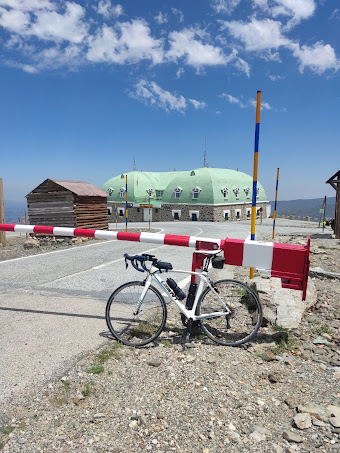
[40,244,168,285]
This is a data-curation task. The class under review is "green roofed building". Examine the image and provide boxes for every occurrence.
[102,167,269,222]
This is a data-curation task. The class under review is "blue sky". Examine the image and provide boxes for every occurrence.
[0,0,339,202]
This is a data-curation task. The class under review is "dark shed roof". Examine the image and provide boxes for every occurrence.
[27,179,108,198]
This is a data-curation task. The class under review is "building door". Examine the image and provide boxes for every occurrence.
[143,208,152,222]
[191,213,198,221]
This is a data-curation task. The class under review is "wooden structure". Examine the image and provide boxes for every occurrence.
[26,179,108,230]
[327,170,340,238]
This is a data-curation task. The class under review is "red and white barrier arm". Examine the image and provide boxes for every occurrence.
[0,224,310,300]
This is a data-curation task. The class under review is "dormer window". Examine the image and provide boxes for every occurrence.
[256,187,260,198]
[192,187,201,200]
[244,187,250,198]
[174,187,182,199]
[106,187,114,196]
[190,171,195,176]
[233,187,240,200]
[222,187,228,199]
[146,188,154,197]
[119,187,125,198]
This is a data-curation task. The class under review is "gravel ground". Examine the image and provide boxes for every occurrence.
[0,230,339,452]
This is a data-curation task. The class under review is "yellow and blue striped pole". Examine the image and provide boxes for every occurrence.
[125,175,128,232]
[272,168,280,239]
[250,91,261,279]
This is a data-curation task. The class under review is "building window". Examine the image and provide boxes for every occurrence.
[172,210,181,220]
[174,187,182,199]
[156,190,164,198]
[233,187,240,200]
[192,187,201,200]
[146,188,154,197]
[222,187,228,199]
[235,209,241,219]
[256,187,260,198]
[244,187,250,198]
[246,209,251,218]
[155,209,158,213]
[190,170,195,176]
[107,207,113,216]
[118,208,125,217]
[224,210,230,221]
[119,187,125,198]
[189,210,199,221]
[106,187,113,196]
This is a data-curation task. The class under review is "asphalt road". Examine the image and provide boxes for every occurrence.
[0,219,322,419]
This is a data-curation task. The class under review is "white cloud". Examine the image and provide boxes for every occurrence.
[268,73,284,81]
[189,99,206,109]
[249,98,272,109]
[211,0,241,14]
[219,93,247,108]
[216,110,222,115]
[220,93,272,109]
[222,18,288,51]
[87,19,164,65]
[290,41,339,74]
[30,2,88,43]
[234,56,250,77]
[259,49,281,62]
[171,8,184,22]
[176,67,185,78]
[154,12,167,24]
[330,9,340,21]
[0,7,30,33]
[6,61,39,73]
[94,1,123,19]
[0,0,55,11]
[131,80,187,113]
[271,0,316,28]
[167,27,231,68]
[33,43,84,70]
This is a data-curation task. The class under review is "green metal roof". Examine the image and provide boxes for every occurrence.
[102,168,267,205]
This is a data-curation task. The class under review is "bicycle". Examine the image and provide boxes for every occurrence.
[105,251,263,347]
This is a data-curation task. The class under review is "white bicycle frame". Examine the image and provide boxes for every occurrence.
[135,266,232,321]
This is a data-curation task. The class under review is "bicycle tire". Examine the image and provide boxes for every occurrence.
[197,279,262,346]
[106,281,167,347]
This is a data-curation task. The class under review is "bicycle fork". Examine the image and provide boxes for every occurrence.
[133,277,151,315]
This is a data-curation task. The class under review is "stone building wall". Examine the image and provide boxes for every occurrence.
[107,201,268,223]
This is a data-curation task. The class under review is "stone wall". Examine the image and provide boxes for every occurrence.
[108,201,268,223]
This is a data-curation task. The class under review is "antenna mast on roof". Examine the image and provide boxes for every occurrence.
[203,136,207,167]
[133,156,136,171]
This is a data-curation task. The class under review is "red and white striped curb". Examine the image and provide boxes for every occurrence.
[0,224,310,299]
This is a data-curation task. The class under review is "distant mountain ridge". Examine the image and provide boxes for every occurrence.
[269,197,336,221]
[3,200,27,224]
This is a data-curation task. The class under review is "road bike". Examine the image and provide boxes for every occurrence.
[105,251,263,347]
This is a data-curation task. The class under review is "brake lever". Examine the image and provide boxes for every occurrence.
[125,257,128,269]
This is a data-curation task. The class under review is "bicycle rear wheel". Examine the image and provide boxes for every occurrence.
[106,281,167,347]
[197,279,262,346]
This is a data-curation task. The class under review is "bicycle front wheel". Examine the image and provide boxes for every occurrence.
[106,281,167,347]
[197,279,262,346]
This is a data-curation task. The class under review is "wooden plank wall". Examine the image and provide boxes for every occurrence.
[27,193,75,227]
[74,196,108,230]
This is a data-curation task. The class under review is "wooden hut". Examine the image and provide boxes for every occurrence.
[26,179,108,230]
[327,170,340,239]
